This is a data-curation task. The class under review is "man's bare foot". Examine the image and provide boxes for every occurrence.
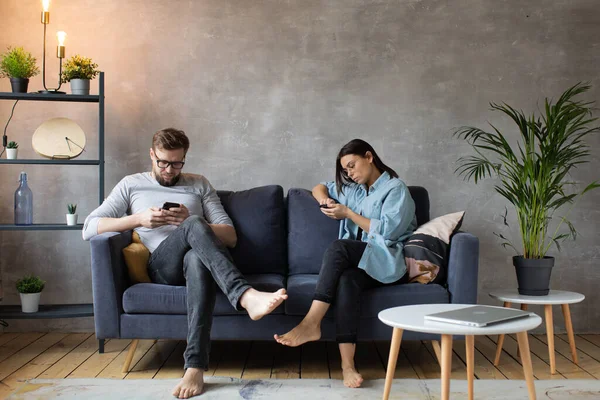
[172,368,204,399]
[342,367,363,388]
[274,320,321,347]
[240,288,288,321]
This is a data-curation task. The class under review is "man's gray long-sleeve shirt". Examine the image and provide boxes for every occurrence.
[82,172,233,253]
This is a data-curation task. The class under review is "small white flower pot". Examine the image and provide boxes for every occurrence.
[6,148,18,159]
[66,213,78,226]
[20,292,41,313]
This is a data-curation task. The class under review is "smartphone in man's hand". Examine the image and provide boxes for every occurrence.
[162,202,180,211]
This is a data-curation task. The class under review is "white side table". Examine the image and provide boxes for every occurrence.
[489,289,585,374]
[378,304,541,400]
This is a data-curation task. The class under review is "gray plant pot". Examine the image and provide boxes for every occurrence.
[513,255,555,296]
[70,79,90,95]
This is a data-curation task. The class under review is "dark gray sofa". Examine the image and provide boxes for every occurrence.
[90,185,479,352]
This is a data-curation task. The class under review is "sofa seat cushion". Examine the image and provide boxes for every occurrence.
[123,274,286,315]
[284,274,449,317]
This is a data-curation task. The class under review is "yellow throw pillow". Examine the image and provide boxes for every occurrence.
[122,231,151,284]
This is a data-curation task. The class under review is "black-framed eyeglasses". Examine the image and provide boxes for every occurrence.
[156,159,185,169]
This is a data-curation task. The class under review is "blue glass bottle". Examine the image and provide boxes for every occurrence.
[14,171,33,225]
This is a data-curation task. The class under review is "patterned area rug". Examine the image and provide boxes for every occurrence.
[6,377,600,399]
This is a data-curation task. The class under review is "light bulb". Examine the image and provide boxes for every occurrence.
[57,31,67,46]
[42,0,51,12]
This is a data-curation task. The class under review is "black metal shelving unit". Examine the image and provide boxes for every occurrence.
[0,72,105,320]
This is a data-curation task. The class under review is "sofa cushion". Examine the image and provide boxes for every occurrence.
[123,274,286,315]
[285,274,449,317]
[217,185,287,275]
[287,186,430,275]
[405,211,465,284]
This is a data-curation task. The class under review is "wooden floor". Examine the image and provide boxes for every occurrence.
[1,332,600,397]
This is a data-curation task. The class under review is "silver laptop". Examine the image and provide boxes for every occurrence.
[424,305,533,327]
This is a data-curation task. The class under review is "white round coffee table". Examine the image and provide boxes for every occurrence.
[378,304,541,400]
[489,289,585,374]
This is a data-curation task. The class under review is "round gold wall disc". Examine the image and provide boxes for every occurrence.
[32,118,86,159]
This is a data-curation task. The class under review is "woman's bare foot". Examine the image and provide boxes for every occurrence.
[274,320,321,347]
[172,368,204,399]
[240,288,288,321]
[342,367,363,388]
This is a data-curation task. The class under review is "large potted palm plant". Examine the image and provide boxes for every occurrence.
[454,83,599,295]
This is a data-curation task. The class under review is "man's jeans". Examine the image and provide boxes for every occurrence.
[147,215,252,370]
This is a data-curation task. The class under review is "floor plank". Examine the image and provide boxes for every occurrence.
[1,333,597,387]
[0,333,67,381]
[271,344,300,379]
[242,341,276,379]
[536,334,600,379]
[454,337,506,380]
[212,341,251,378]
[580,334,600,349]
[206,341,225,377]
[489,334,562,380]
[0,333,46,364]
[300,342,329,379]
[0,333,90,394]
[474,335,525,380]
[125,340,178,380]
[154,341,186,379]
[570,335,600,363]
[423,340,467,380]
[39,335,104,379]
[0,333,20,347]
[97,339,156,379]
[67,339,131,378]
[402,341,440,379]
[520,334,593,379]
[355,341,386,380]
[374,341,419,379]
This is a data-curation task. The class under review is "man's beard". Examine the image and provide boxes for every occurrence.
[153,169,181,187]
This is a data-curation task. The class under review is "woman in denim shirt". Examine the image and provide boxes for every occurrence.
[275,139,417,388]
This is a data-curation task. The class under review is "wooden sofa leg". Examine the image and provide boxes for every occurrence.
[122,339,139,373]
[432,340,442,365]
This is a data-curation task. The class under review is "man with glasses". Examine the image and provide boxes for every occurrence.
[83,128,287,399]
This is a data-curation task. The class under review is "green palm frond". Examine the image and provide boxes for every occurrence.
[454,82,600,258]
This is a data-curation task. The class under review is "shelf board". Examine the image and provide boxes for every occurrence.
[0,224,83,231]
[0,92,100,103]
[0,159,100,165]
[0,303,93,319]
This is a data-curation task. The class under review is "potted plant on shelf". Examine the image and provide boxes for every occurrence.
[6,141,19,159]
[454,83,599,295]
[0,46,40,93]
[61,55,99,95]
[16,274,45,313]
[66,203,77,225]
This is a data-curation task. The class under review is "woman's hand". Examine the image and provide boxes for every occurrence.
[319,198,337,208]
[321,203,349,220]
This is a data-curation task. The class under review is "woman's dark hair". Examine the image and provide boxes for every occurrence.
[335,139,398,194]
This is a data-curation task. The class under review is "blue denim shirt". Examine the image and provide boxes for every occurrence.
[322,172,417,283]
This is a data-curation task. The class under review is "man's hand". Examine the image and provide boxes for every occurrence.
[320,203,349,220]
[137,207,168,229]
[163,204,190,226]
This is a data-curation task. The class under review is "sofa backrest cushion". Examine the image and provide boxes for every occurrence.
[287,186,430,275]
[218,185,287,275]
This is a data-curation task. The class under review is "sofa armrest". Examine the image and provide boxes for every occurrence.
[446,232,479,304]
[90,230,132,339]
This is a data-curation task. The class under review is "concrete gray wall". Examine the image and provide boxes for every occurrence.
[0,0,598,333]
